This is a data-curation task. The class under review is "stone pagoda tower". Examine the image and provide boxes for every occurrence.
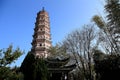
[31,8,52,58]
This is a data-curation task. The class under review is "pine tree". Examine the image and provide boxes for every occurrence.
[92,0,120,54]
[105,0,120,34]
[20,52,48,80]
[0,45,23,80]
[105,0,120,51]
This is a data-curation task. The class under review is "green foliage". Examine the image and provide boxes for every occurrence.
[48,46,58,56]
[92,0,120,34]
[4,67,24,80]
[92,15,105,30]
[0,45,23,67]
[94,54,120,80]
[93,49,105,61]
[0,45,24,80]
[0,66,10,80]
[20,52,35,80]
[105,0,120,33]
[20,52,48,80]
[92,0,120,80]
[105,0,120,53]
[33,58,48,80]
[93,49,120,80]
[48,44,67,57]
[92,0,120,54]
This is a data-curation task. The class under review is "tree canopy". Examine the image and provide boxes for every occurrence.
[0,45,24,80]
[20,52,48,80]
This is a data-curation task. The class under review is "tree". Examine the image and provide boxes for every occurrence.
[105,0,120,36]
[7,67,24,80]
[105,0,120,53]
[0,45,23,67]
[20,52,35,80]
[93,52,120,80]
[47,43,68,57]
[92,0,120,54]
[92,0,120,79]
[62,25,98,80]
[0,45,24,80]
[33,58,48,80]
[20,52,48,80]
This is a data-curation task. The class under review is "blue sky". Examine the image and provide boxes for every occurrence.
[0,0,104,67]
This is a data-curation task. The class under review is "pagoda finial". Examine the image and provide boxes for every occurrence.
[42,7,45,11]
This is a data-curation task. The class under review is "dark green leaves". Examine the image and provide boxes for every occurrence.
[0,45,24,67]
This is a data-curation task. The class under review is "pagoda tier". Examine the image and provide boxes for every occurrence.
[31,8,52,58]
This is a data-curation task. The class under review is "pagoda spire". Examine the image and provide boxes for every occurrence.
[42,7,45,11]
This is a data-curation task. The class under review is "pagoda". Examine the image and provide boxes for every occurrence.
[30,8,76,80]
[31,7,52,58]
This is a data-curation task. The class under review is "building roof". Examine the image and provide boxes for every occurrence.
[45,54,76,71]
